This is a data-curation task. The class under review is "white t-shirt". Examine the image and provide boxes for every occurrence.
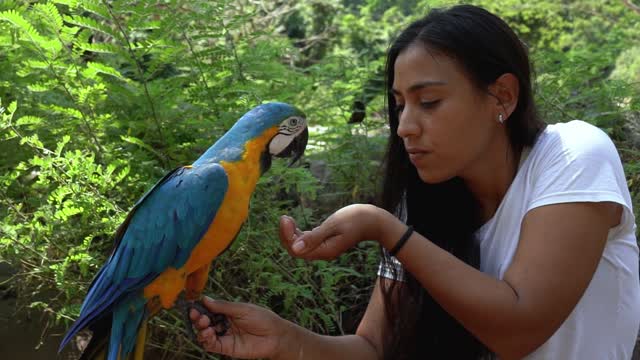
[378,120,640,359]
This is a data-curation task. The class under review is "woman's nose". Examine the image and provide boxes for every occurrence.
[396,107,420,138]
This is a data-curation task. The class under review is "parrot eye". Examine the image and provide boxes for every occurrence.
[278,116,305,136]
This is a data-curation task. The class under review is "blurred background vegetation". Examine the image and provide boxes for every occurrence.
[0,0,638,358]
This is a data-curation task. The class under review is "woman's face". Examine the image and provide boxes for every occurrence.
[392,43,501,184]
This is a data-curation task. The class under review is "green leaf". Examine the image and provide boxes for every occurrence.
[51,0,79,8]
[7,101,17,115]
[115,166,130,183]
[79,0,111,20]
[121,135,163,159]
[27,83,53,92]
[20,134,44,148]
[16,116,43,127]
[74,40,118,54]
[83,61,125,80]
[63,14,118,39]
[21,59,49,69]
[46,105,83,119]
[0,9,47,46]
[55,135,71,156]
[32,3,64,33]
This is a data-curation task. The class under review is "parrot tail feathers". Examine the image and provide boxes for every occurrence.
[61,274,155,354]
[108,296,148,360]
[59,282,125,353]
[78,313,111,360]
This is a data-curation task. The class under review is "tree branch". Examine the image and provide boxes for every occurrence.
[623,0,640,15]
[102,0,167,161]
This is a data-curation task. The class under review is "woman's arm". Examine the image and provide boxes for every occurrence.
[286,201,621,358]
[190,277,391,360]
[375,201,621,359]
[275,278,390,360]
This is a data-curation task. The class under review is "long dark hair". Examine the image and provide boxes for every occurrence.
[378,5,545,359]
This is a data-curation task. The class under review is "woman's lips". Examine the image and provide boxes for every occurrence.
[407,148,431,164]
[409,152,427,163]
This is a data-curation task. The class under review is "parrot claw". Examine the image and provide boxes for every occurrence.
[176,296,230,342]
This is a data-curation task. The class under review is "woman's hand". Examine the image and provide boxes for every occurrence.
[279,204,392,260]
[189,297,294,359]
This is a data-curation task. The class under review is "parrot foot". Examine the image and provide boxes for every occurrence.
[176,296,230,342]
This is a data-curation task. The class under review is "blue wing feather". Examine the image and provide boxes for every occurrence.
[60,163,229,351]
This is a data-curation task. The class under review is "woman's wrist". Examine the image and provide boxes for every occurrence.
[373,208,410,253]
[361,204,392,242]
[273,318,304,360]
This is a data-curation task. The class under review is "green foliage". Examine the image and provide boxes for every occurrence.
[0,0,381,357]
[0,0,638,358]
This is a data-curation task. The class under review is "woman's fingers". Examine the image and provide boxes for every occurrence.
[190,297,248,331]
[197,326,215,344]
[189,308,200,321]
[198,327,225,353]
[280,214,345,260]
[190,309,212,330]
[197,320,244,357]
[279,216,296,249]
[279,215,306,254]
[295,234,343,260]
[192,304,237,356]
[201,297,246,317]
[291,221,337,256]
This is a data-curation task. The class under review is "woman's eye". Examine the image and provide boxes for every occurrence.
[396,104,405,114]
[421,100,440,109]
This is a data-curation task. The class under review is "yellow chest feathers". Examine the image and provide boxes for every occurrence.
[143,127,279,305]
[184,127,279,271]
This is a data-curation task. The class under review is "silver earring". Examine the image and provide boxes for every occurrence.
[498,114,504,124]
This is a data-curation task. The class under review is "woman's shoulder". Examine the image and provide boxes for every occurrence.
[531,120,619,162]
[545,119,611,140]
[520,120,634,230]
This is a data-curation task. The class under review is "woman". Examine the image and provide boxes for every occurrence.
[191,5,640,359]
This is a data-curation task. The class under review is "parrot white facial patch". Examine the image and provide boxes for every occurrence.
[269,116,306,155]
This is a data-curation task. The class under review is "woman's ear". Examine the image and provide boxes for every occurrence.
[489,73,519,120]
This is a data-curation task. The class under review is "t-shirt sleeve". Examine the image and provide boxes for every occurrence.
[527,121,630,214]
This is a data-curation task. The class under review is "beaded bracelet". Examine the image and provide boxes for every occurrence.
[389,225,414,257]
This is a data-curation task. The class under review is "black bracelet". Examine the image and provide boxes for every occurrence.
[389,225,414,257]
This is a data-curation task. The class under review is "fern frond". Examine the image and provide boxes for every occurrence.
[16,115,44,127]
[75,41,118,54]
[0,9,48,46]
[32,3,63,33]
[51,0,80,8]
[27,82,56,92]
[120,135,164,159]
[63,14,118,40]
[79,0,111,20]
[22,59,49,69]
[83,61,125,80]
[44,105,83,119]
[40,38,63,55]
[145,43,182,77]
[7,101,17,116]
[72,30,118,55]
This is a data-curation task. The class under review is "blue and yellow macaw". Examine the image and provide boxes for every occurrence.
[58,102,308,360]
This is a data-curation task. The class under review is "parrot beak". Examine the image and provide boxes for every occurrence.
[275,127,308,167]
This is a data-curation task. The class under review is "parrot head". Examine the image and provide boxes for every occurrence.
[255,102,308,173]
[192,102,309,171]
[268,112,308,165]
